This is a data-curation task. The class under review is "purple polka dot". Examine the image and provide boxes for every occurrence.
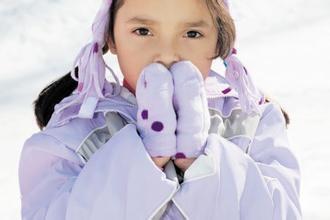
[175,152,186,159]
[151,121,164,132]
[141,110,148,120]
[93,42,99,53]
[144,80,147,88]
[222,87,232,94]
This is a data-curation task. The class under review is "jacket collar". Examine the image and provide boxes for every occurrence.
[47,68,237,128]
[205,69,238,99]
[43,69,238,153]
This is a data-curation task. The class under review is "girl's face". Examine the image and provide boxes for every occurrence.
[107,0,218,94]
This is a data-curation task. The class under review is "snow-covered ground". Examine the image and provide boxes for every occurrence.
[1,0,329,219]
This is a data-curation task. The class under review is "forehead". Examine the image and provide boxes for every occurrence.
[117,0,214,27]
[126,16,211,28]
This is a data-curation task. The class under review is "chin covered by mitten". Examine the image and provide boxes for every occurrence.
[170,61,211,159]
[136,63,177,157]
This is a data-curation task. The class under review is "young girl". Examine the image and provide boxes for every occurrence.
[18,0,301,219]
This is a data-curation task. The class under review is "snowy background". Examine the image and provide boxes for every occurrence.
[1,0,329,219]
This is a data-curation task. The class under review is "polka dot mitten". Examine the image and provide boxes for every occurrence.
[136,63,177,158]
[169,61,211,159]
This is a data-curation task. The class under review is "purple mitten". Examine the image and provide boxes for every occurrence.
[136,63,177,158]
[170,61,211,159]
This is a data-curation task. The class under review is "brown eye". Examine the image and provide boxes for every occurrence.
[133,28,152,36]
[185,31,203,39]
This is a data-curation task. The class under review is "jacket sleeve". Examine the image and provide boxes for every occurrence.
[19,124,179,220]
[171,102,302,220]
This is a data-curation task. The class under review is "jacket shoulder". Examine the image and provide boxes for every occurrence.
[21,129,82,165]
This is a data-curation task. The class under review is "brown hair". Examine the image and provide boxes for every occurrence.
[33,0,289,130]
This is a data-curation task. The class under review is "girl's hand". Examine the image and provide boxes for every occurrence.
[174,157,196,172]
[151,157,171,170]
[169,61,211,169]
[135,63,177,170]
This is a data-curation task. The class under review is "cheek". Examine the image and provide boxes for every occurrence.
[191,59,213,80]
[182,45,215,79]
[115,35,151,89]
[119,63,139,93]
[117,52,150,93]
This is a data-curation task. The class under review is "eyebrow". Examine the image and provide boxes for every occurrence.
[126,16,211,28]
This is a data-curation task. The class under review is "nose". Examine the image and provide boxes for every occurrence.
[153,39,181,69]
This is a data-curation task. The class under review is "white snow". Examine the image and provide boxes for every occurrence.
[0,0,329,219]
